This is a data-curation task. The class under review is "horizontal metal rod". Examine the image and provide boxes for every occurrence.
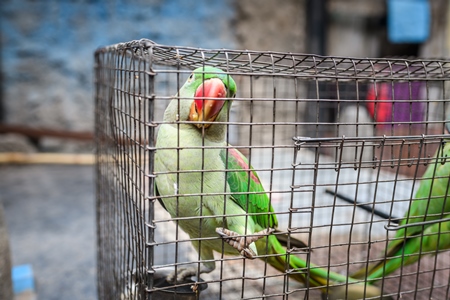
[0,123,94,140]
[325,189,400,223]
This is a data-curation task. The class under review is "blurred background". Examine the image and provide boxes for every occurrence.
[1,0,449,152]
[1,1,449,299]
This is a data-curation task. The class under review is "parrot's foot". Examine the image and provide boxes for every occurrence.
[166,264,213,284]
[216,227,275,259]
[166,267,196,284]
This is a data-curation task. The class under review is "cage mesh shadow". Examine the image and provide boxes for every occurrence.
[95,39,450,300]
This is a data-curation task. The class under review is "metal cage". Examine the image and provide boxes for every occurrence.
[95,39,450,299]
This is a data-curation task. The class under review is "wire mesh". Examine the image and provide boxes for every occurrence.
[95,39,450,300]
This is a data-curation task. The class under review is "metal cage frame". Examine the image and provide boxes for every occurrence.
[95,39,450,300]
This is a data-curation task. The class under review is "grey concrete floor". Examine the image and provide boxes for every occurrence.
[0,165,97,300]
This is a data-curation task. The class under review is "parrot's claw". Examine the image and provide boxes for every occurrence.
[166,268,195,284]
[166,263,215,284]
[166,267,200,284]
[216,227,275,259]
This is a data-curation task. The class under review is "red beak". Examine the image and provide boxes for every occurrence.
[189,78,227,128]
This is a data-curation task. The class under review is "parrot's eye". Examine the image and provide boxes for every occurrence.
[187,73,194,82]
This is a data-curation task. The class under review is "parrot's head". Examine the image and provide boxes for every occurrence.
[182,66,237,129]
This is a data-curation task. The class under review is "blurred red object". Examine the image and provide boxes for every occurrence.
[366,83,392,124]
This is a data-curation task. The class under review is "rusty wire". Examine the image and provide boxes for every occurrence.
[95,39,450,300]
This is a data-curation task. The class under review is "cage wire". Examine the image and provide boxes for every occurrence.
[95,39,450,300]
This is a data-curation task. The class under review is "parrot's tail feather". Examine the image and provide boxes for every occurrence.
[263,235,353,289]
[274,230,309,250]
[350,240,408,282]
[259,235,388,299]
[351,262,379,280]
[365,254,418,283]
[266,250,324,287]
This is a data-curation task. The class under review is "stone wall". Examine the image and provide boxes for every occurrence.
[1,0,236,151]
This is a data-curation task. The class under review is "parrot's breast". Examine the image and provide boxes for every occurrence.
[155,123,258,254]
[155,124,229,229]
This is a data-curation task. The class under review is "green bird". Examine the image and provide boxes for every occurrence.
[154,66,389,299]
[352,127,450,282]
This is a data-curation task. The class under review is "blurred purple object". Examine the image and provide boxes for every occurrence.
[392,81,424,124]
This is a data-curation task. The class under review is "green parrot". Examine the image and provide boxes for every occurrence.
[352,132,450,282]
[154,66,389,299]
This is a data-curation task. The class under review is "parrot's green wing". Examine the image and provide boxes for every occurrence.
[220,147,278,229]
[401,141,450,229]
[419,213,450,252]
[388,140,450,252]
[366,213,450,281]
[352,140,450,281]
